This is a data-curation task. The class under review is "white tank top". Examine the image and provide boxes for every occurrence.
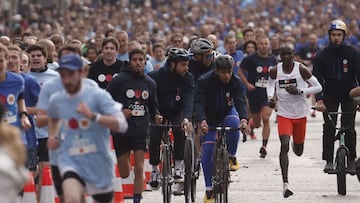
[275,62,309,118]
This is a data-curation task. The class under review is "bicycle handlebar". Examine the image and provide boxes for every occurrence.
[208,126,243,131]
[311,107,354,131]
[149,124,181,128]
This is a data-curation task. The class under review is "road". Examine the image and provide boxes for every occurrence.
[127,111,360,203]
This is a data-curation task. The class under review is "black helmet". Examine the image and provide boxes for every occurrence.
[190,38,214,54]
[167,47,192,62]
[214,54,234,69]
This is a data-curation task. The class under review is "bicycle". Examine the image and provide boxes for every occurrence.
[149,123,178,203]
[209,126,241,203]
[183,124,200,203]
[313,108,355,195]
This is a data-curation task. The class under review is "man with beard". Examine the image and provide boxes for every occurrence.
[148,48,194,194]
[47,54,128,203]
[107,49,162,203]
[313,19,360,173]
[88,37,127,89]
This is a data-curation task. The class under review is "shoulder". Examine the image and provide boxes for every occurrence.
[82,78,98,87]
[269,65,277,79]
[144,74,156,86]
[7,71,24,85]
[298,62,312,79]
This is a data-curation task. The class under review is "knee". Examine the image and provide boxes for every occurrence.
[262,117,270,125]
[134,164,144,177]
[280,138,289,153]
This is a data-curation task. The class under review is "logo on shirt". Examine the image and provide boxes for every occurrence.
[126,89,149,100]
[343,59,348,73]
[98,74,117,82]
[256,66,269,73]
[7,94,15,105]
[64,117,91,130]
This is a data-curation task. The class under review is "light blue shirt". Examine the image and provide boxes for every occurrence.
[48,84,120,188]
[37,77,98,165]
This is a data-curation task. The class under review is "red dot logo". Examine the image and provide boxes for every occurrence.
[135,90,142,99]
[106,74,113,82]
[0,95,6,105]
[68,118,79,129]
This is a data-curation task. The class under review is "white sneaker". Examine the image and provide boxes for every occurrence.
[172,182,184,195]
[173,168,184,183]
[283,183,293,198]
[149,170,160,190]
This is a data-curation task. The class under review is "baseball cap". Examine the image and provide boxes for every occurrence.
[59,54,83,71]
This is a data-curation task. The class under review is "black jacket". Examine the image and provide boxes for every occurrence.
[148,63,195,120]
[194,70,247,125]
[107,69,160,137]
[188,59,215,82]
[313,44,360,101]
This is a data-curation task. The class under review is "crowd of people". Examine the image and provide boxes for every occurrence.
[1,1,360,203]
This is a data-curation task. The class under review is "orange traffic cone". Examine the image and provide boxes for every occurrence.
[110,136,125,203]
[39,166,58,203]
[21,173,36,203]
[143,151,152,191]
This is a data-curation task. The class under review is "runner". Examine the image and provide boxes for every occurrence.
[47,54,128,203]
[267,43,322,198]
[238,35,278,158]
[107,49,162,203]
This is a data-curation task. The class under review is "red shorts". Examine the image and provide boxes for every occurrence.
[277,115,307,144]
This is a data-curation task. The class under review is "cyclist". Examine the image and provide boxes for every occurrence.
[148,48,195,194]
[47,54,128,203]
[313,19,360,173]
[107,49,162,203]
[238,34,278,158]
[267,43,322,198]
[194,54,248,203]
[188,38,215,81]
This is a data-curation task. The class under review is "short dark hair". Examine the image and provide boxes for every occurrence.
[101,37,119,51]
[129,49,145,61]
[58,45,82,58]
[152,43,165,52]
[243,40,257,51]
[26,44,47,58]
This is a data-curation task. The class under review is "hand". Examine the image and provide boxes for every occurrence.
[197,120,208,136]
[268,98,276,109]
[20,116,31,131]
[77,101,92,119]
[285,86,300,95]
[240,119,250,135]
[314,100,326,112]
[47,136,60,150]
[155,114,163,124]
[122,109,132,119]
[182,118,193,135]
[246,83,255,92]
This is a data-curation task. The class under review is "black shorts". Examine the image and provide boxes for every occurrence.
[51,165,63,195]
[248,98,269,114]
[37,138,49,162]
[62,171,113,202]
[112,134,147,157]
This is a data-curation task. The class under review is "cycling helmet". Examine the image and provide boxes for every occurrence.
[167,47,192,62]
[190,38,214,54]
[328,19,347,35]
[214,54,234,69]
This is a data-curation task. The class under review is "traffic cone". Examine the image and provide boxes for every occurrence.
[39,166,58,203]
[21,173,36,203]
[110,136,125,203]
[143,151,152,191]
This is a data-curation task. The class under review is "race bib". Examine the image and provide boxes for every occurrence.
[129,103,146,117]
[69,136,97,156]
[3,115,17,124]
[255,77,268,88]
[279,79,297,88]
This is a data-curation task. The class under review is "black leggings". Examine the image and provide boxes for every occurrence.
[149,114,185,165]
[322,97,357,161]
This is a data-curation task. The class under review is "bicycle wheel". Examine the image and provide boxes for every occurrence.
[184,139,192,203]
[162,147,172,203]
[221,148,230,203]
[214,147,227,203]
[336,148,347,195]
[191,142,199,203]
